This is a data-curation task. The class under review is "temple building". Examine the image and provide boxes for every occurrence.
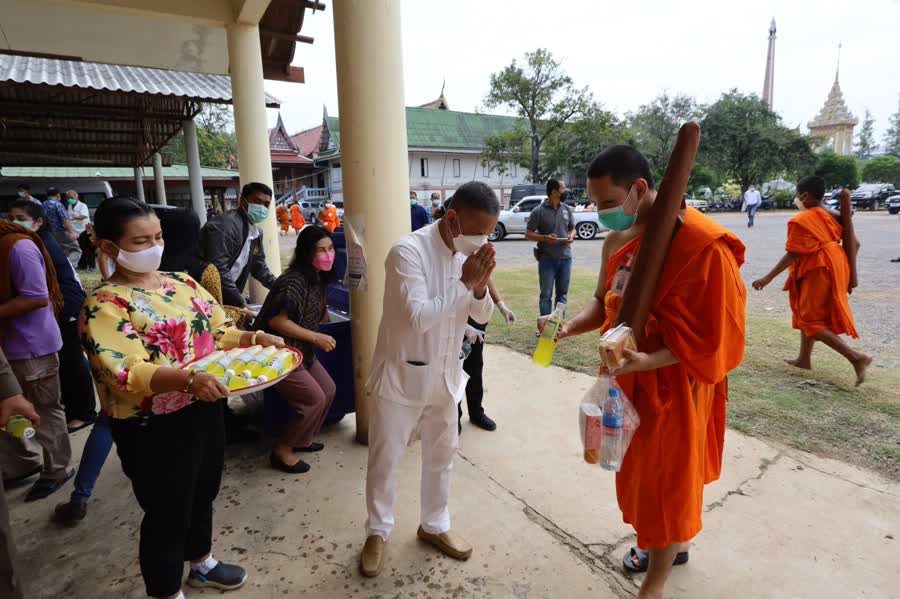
[807,51,858,156]
[288,91,530,205]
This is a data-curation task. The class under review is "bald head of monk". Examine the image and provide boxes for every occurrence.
[795,175,826,210]
[587,145,657,232]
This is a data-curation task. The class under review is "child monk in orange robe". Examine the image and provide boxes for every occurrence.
[550,146,747,599]
[752,176,871,386]
[289,202,305,234]
[277,204,290,235]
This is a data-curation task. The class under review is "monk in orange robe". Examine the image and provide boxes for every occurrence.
[319,201,340,233]
[277,204,290,235]
[753,175,870,385]
[548,146,746,599]
[289,202,305,233]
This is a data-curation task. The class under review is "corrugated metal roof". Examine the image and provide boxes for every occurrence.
[0,54,281,107]
[324,108,523,151]
[0,165,239,179]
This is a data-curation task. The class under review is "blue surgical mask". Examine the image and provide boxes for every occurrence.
[247,204,269,224]
[597,186,639,232]
[16,191,25,198]
[410,199,417,206]
[13,219,33,230]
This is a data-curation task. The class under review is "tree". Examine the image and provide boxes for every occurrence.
[861,155,900,186]
[541,103,627,180]
[814,150,859,189]
[884,95,900,156]
[483,49,591,182]
[700,90,802,192]
[165,104,238,168]
[480,125,530,180]
[855,109,877,159]
[627,92,702,182]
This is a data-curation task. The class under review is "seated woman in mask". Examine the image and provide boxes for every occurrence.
[253,225,337,474]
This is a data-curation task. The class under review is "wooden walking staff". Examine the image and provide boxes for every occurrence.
[613,121,702,347]
[838,188,859,293]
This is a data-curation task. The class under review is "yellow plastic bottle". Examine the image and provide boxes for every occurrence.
[228,346,263,375]
[257,349,295,381]
[224,370,249,392]
[533,302,566,367]
[3,416,35,440]
[191,350,224,373]
[206,353,235,377]
[246,346,279,378]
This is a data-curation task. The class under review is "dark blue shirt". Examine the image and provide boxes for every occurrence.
[410,203,429,231]
[42,199,70,233]
[37,228,85,321]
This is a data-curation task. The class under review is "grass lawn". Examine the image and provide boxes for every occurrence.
[77,262,899,479]
[487,267,900,480]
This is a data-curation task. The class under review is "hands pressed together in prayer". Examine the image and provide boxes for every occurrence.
[461,244,496,297]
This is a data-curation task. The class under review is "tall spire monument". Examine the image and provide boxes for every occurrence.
[762,18,776,110]
[808,44,858,156]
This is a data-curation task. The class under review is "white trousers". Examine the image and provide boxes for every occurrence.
[365,394,459,540]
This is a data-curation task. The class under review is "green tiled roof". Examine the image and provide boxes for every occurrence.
[324,108,523,151]
[0,165,239,179]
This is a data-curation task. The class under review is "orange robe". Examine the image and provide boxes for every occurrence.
[277,205,290,232]
[602,208,746,549]
[290,204,305,231]
[320,206,339,233]
[783,207,858,338]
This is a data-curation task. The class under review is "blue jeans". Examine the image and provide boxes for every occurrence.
[538,254,572,316]
[71,414,114,504]
[747,204,759,227]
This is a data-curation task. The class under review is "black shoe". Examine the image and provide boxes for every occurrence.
[293,441,324,453]
[53,499,87,525]
[25,470,75,502]
[470,413,497,432]
[270,452,310,474]
[188,562,248,590]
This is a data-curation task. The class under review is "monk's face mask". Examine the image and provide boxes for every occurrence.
[597,185,640,231]
[794,193,810,211]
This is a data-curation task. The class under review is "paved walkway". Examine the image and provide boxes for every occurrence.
[9,347,899,598]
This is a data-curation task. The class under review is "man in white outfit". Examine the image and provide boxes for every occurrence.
[360,181,499,577]
[743,185,762,228]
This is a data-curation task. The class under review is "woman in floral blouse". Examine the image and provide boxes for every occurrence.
[81,197,284,599]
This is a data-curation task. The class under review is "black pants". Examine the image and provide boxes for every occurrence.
[111,401,225,598]
[77,231,96,270]
[58,318,97,423]
[459,319,487,421]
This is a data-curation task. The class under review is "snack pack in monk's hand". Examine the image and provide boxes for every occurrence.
[578,376,640,469]
[598,325,637,372]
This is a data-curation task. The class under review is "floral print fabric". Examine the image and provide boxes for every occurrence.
[80,272,243,419]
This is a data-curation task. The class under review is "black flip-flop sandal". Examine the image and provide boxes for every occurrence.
[623,547,689,573]
[25,470,75,502]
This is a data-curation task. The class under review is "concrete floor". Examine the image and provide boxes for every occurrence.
[9,346,900,599]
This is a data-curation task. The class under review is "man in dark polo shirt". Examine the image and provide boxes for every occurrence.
[525,179,575,315]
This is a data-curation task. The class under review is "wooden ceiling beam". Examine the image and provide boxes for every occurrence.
[259,28,314,44]
[262,64,305,84]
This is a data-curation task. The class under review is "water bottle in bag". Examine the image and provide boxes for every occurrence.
[600,388,625,471]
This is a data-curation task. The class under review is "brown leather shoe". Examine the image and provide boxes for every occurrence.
[416,526,473,560]
[360,535,385,577]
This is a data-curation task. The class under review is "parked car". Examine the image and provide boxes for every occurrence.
[684,195,709,212]
[850,183,895,211]
[887,193,900,215]
[490,195,606,241]
[509,184,546,206]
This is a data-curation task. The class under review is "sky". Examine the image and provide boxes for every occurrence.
[265,0,900,147]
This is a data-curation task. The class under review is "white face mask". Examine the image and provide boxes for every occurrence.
[794,196,808,211]
[451,214,487,256]
[114,244,164,274]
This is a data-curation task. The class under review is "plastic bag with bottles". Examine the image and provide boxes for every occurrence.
[578,375,640,471]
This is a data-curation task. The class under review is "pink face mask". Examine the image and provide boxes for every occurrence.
[312,250,336,272]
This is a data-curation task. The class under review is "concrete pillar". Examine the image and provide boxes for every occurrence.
[227,22,280,302]
[183,119,207,226]
[152,152,167,206]
[333,0,411,444]
[134,166,145,202]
